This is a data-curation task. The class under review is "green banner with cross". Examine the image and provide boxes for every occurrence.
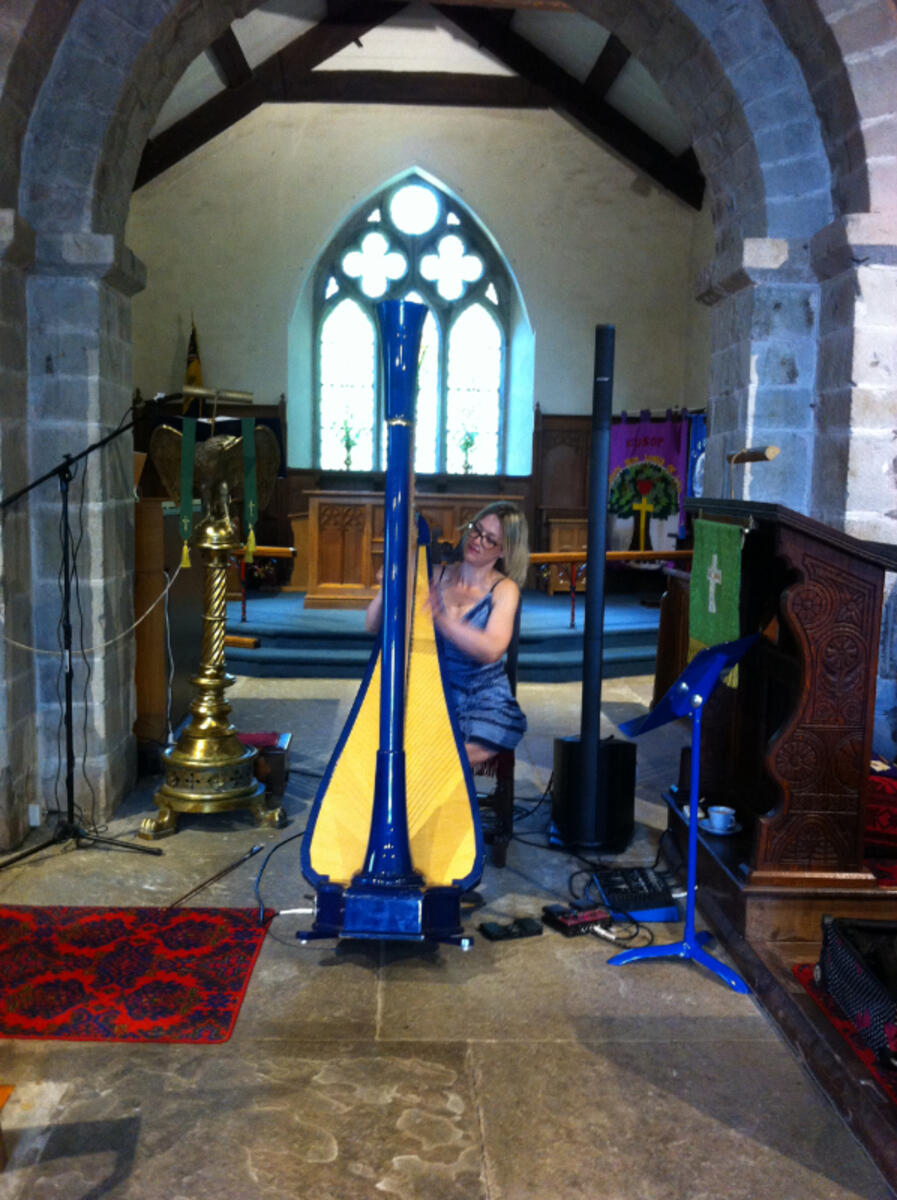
[688,518,743,663]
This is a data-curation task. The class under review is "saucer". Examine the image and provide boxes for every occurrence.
[699,817,742,836]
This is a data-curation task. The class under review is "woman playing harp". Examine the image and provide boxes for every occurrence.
[366,501,529,768]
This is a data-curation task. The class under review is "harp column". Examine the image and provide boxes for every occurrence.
[354,299,430,886]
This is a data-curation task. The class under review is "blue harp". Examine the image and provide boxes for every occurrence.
[299,300,484,945]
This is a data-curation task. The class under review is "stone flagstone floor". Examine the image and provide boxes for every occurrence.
[0,674,891,1199]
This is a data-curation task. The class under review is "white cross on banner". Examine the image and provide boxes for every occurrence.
[707,553,722,614]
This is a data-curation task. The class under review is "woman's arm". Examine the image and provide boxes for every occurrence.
[431,577,519,663]
[364,567,384,633]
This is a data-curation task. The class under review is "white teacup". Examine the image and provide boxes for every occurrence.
[707,805,736,832]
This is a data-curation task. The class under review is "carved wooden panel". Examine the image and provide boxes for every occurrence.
[305,491,522,609]
[754,537,881,882]
[531,409,591,551]
[546,518,589,594]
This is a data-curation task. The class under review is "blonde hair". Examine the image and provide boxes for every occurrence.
[466,502,530,588]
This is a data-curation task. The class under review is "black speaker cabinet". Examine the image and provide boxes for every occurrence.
[551,735,636,851]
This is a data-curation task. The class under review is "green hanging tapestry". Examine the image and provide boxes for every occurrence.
[241,418,258,563]
[178,418,197,568]
[688,518,742,661]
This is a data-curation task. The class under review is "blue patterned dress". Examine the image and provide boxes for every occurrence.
[437,586,526,752]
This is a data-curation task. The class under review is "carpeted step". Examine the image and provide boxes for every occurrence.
[225,636,659,682]
[225,644,376,679]
[224,589,659,682]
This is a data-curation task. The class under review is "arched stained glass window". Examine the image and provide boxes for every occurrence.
[315,174,511,474]
[446,304,502,475]
[319,300,376,471]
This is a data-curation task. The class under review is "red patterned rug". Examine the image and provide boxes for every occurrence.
[869,858,897,888]
[0,906,272,1043]
[792,964,897,1106]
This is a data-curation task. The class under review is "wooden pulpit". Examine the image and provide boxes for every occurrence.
[670,499,897,941]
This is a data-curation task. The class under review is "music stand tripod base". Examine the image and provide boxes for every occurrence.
[610,636,759,995]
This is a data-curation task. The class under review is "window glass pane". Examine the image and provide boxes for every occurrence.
[390,184,439,235]
[446,304,501,474]
[319,299,375,470]
[325,277,339,299]
[414,310,440,474]
[342,231,407,298]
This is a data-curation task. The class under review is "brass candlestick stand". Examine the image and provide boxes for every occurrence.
[140,424,285,839]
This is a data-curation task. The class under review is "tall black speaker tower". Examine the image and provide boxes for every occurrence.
[550,325,635,850]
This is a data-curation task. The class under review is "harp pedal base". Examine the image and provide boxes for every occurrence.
[297,883,473,949]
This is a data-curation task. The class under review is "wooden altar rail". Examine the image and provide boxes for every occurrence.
[231,545,295,622]
[529,549,693,628]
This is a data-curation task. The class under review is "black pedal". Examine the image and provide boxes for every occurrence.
[479,917,543,941]
[542,903,610,936]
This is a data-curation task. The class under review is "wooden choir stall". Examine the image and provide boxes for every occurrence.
[665,499,897,943]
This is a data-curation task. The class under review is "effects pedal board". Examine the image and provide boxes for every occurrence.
[542,903,611,936]
[592,866,679,923]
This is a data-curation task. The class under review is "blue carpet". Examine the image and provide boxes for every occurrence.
[225,589,660,682]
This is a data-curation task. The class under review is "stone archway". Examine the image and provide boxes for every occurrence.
[1,0,893,843]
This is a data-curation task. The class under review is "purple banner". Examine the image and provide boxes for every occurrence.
[608,412,688,554]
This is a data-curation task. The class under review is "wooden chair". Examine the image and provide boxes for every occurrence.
[473,599,521,868]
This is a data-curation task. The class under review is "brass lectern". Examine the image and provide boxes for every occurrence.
[140,423,285,839]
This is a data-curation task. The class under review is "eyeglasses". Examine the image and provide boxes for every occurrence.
[466,521,502,551]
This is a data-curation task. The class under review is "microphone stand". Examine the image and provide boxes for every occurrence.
[0,411,163,869]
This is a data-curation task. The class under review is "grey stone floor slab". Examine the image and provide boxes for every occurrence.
[0,675,891,1198]
[471,1038,893,1200]
[0,1040,487,1200]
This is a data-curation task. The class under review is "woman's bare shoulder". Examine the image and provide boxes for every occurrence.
[491,573,519,604]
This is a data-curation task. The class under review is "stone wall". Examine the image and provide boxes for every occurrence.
[0,0,895,847]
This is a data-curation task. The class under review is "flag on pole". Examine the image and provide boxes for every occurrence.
[241,418,258,564]
[178,418,197,569]
[185,320,202,387]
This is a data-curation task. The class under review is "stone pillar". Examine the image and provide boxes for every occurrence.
[0,212,37,848]
[26,232,146,828]
[812,215,897,756]
[697,237,819,507]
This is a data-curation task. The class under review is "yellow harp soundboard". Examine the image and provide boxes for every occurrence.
[303,538,482,890]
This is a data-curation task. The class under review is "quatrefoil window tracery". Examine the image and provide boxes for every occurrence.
[420,235,484,301]
[342,232,407,299]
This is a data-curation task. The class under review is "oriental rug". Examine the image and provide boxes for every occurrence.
[792,963,897,1107]
[0,906,272,1043]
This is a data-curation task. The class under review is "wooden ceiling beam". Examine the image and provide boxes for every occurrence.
[436,6,704,209]
[584,32,629,99]
[135,0,407,187]
[433,0,574,7]
[207,27,253,89]
[280,70,549,106]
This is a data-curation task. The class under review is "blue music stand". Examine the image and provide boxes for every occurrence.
[609,635,759,993]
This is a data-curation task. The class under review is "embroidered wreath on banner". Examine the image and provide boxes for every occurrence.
[607,458,680,551]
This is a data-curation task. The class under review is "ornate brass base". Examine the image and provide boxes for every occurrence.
[141,743,286,840]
